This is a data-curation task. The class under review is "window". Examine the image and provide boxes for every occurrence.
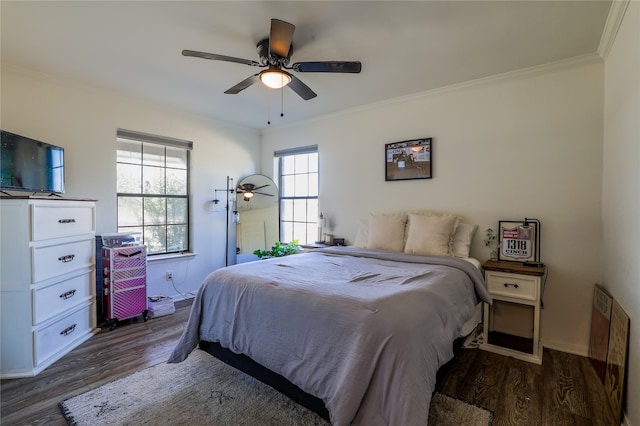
[276,145,319,245]
[116,129,192,255]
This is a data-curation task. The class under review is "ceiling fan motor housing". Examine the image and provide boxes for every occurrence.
[257,38,292,67]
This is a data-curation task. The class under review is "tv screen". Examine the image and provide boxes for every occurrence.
[1,130,65,194]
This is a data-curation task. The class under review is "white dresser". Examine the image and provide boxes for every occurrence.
[1,197,98,378]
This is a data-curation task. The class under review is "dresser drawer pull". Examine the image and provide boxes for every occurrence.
[504,283,520,289]
[60,324,77,336]
[58,218,77,224]
[59,289,77,300]
[58,254,76,263]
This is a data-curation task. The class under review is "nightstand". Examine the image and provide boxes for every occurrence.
[480,260,547,364]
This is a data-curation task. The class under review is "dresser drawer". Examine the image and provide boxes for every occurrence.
[35,304,93,365]
[32,239,94,283]
[33,272,93,325]
[31,203,95,241]
[486,272,539,302]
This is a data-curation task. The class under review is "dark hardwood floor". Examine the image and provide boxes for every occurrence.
[1,299,616,425]
[436,344,617,425]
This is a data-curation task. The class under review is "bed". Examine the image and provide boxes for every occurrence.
[169,212,492,425]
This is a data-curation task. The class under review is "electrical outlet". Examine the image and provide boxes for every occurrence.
[165,271,173,281]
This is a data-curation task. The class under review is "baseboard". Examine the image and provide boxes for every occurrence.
[171,293,196,303]
[541,340,588,357]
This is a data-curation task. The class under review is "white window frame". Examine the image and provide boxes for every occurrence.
[116,129,192,256]
[275,145,319,245]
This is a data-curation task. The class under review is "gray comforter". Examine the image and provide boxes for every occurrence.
[169,247,491,425]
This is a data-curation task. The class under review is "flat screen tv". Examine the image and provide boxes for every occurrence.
[1,130,65,194]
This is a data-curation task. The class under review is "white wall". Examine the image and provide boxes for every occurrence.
[261,58,605,357]
[1,66,261,300]
[602,1,639,424]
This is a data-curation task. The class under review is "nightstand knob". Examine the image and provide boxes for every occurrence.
[504,283,519,289]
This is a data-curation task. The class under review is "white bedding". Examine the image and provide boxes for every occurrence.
[169,247,491,425]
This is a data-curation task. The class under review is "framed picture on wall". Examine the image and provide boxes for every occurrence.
[498,220,537,263]
[385,138,432,181]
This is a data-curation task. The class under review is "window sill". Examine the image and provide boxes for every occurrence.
[147,252,197,263]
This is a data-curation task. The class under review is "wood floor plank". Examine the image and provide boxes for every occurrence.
[494,362,541,425]
[465,349,509,410]
[578,354,617,426]
[544,349,591,421]
[1,299,617,425]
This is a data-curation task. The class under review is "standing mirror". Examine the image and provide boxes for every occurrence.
[235,174,279,263]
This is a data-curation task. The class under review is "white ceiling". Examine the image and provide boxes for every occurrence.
[1,1,611,131]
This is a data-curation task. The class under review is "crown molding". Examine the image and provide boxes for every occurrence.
[598,0,630,60]
[263,52,603,135]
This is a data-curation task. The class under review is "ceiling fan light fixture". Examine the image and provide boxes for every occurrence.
[243,191,255,201]
[260,69,291,89]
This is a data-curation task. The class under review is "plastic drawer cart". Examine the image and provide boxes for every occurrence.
[102,245,148,330]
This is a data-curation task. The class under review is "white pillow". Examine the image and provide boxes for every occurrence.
[451,223,478,258]
[404,214,458,256]
[404,210,460,251]
[367,213,407,251]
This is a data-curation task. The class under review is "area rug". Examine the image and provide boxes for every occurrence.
[60,349,492,425]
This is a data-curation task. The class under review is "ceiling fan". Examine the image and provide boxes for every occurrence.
[182,18,362,100]
[237,183,274,201]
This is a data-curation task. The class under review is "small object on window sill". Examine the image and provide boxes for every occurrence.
[303,243,330,249]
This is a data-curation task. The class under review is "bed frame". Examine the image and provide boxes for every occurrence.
[199,337,464,421]
[199,340,331,420]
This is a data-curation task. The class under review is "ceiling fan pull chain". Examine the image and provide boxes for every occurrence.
[281,85,285,118]
[267,88,271,125]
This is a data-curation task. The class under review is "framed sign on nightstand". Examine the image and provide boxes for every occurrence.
[498,220,537,263]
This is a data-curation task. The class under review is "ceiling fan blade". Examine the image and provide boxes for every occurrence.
[251,184,270,191]
[224,74,260,94]
[255,191,274,197]
[291,61,362,73]
[269,19,295,58]
[182,50,261,67]
[287,75,317,100]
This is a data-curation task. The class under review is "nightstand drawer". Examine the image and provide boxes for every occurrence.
[486,272,538,301]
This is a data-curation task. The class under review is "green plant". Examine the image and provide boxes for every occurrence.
[483,228,499,260]
[483,228,497,248]
[253,240,300,259]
